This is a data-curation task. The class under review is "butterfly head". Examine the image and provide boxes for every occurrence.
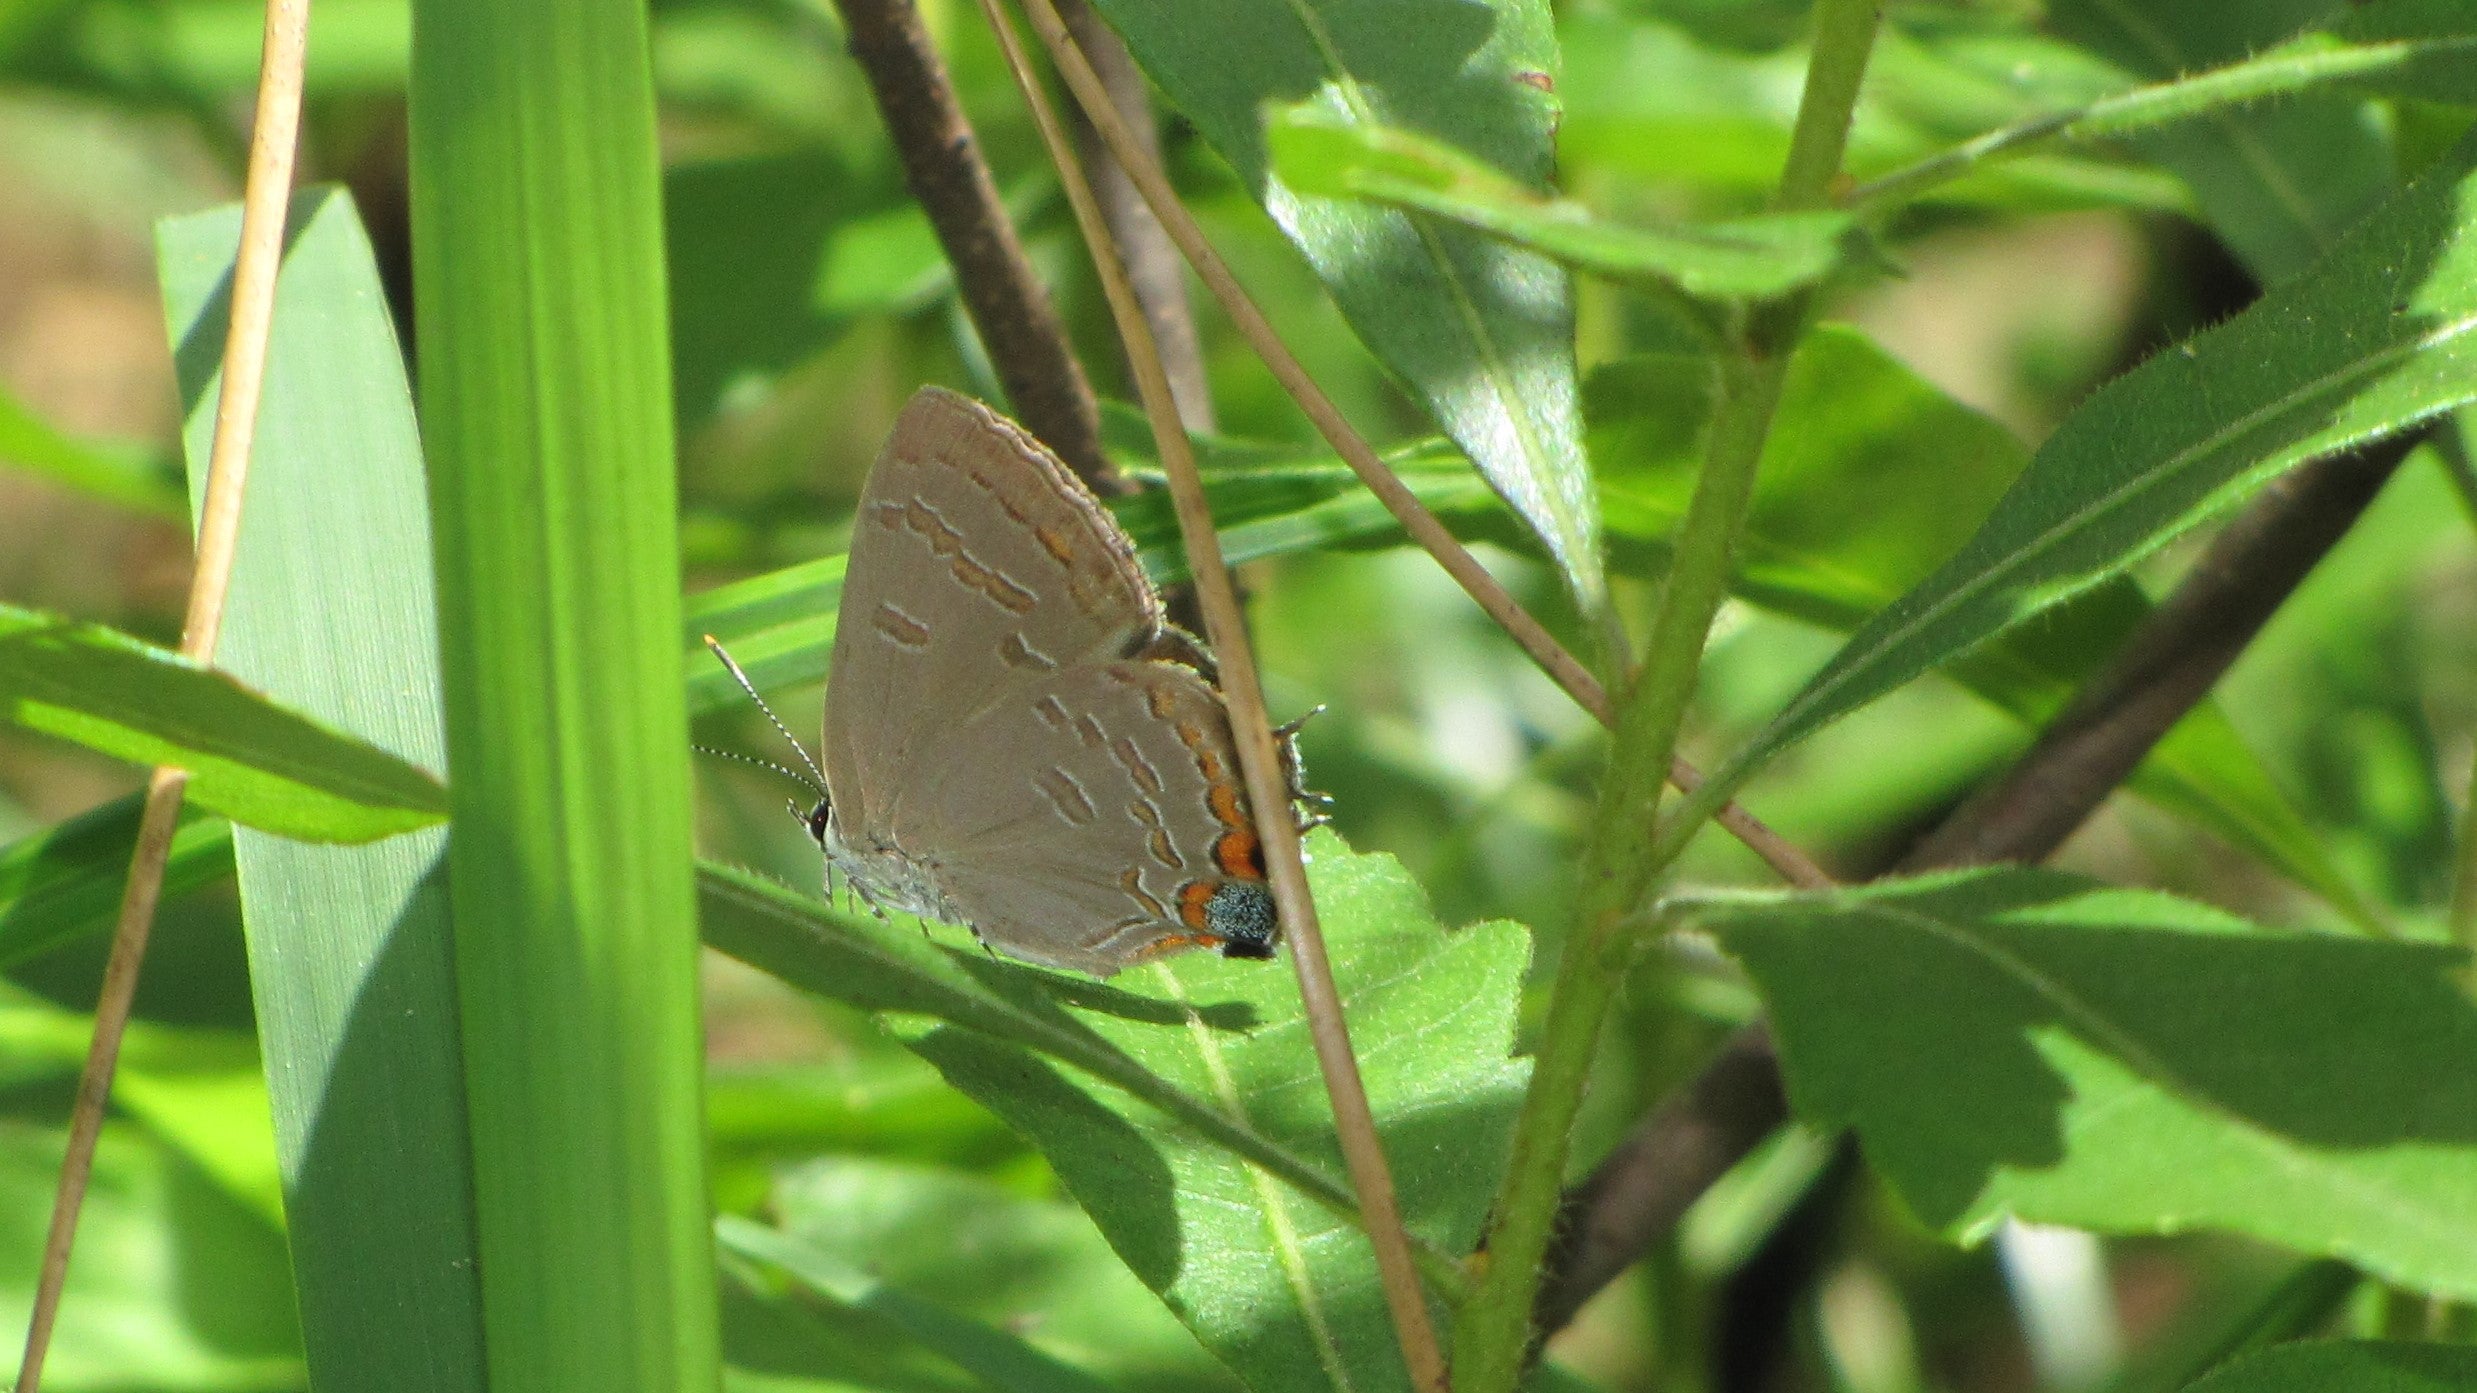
[698,633,840,847]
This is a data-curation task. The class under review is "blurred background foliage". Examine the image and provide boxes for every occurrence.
[1,0,2473,1389]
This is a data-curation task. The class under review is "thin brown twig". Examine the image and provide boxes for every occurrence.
[1032,4,1834,894]
[1534,436,2414,1338]
[15,2,310,1387]
[829,0,1117,492]
[1054,0,1214,435]
[982,3,1448,1388]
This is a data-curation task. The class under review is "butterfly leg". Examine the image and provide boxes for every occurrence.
[1273,706,1336,831]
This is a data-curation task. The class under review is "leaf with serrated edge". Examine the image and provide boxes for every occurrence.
[892,831,1528,1393]
[1684,867,2477,1299]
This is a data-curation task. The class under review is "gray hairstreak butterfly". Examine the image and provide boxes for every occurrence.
[708,386,1305,977]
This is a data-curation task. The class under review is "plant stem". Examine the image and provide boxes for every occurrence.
[1449,2,1881,1385]
[14,4,307,1387]
[2454,729,2477,973]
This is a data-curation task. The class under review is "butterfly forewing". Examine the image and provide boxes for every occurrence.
[823,387,1165,836]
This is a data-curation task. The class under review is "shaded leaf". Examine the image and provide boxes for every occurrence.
[721,1215,1122,1393]
[1590,326,2369,920]
[1690,128,2477,823]
[2182,1340,2477,1392]
[158,187,484,1389]
[1558,11,2192,213]
[0,797,235,970]
[695,860,1374,1227]
[1685,868,2477,1298]
[761,1157,1236,1393]
[0,1119,301,1390]
[2046,0,2393,283]
[0,601,448,843]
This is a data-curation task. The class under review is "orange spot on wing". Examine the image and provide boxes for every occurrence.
[1177,881,1216,930]
[1133,931,1219,962]
[1214,827,1264,879]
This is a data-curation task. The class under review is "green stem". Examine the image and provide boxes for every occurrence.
[2453,732,2477,973]
[1448,5,1881,1388]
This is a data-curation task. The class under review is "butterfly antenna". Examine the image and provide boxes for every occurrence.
[688,743,830,801]
[699,634,832,799]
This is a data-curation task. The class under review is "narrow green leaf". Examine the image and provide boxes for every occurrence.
[2325,0,2477,106]
[720,1215,1121,1393]
[1085,0,1608,615]
[0,797,234,970]
[410,0,718,1381]
[158,188,485,1392]
[1590,327,2370,921]
[0,386,184,520]
[1695,128,2477,820]
[1558,12,2194,214]
[1267,104,1855,298]
[2181,1340,2477,1393]
[0,600,447,843]
[1683,867,2477,1299]
[694,860,1375,1230]
[894,832,1527,1393]
[2047,0,2396,283]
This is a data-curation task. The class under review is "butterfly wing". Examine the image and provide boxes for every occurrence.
[823,387,1163,837]
[905,658,1274,976]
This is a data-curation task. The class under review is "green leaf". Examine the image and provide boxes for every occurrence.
[411,0,719,1380]
[2046,0,2395,283]
[0,993,281,1227]
[2325,0,2477,107]
[0,385,184,520]
[1085,0,1608,615]
[2181,1340,2477,1393]
[1557,11,2193,214]
[1590,326,2370,920]
[0,1119,301,1391]
[695,859,1377,1230]
[0,600,448,843]
[759,1158,1236,1391]
[1265,104,1854,298]
[0,797,235,970]
[1683,867,2477,1299]
[158,188,485,1390]
[1692,127,2477,822]
[720,1214,1123,1393]
[894,832,1528,1393]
